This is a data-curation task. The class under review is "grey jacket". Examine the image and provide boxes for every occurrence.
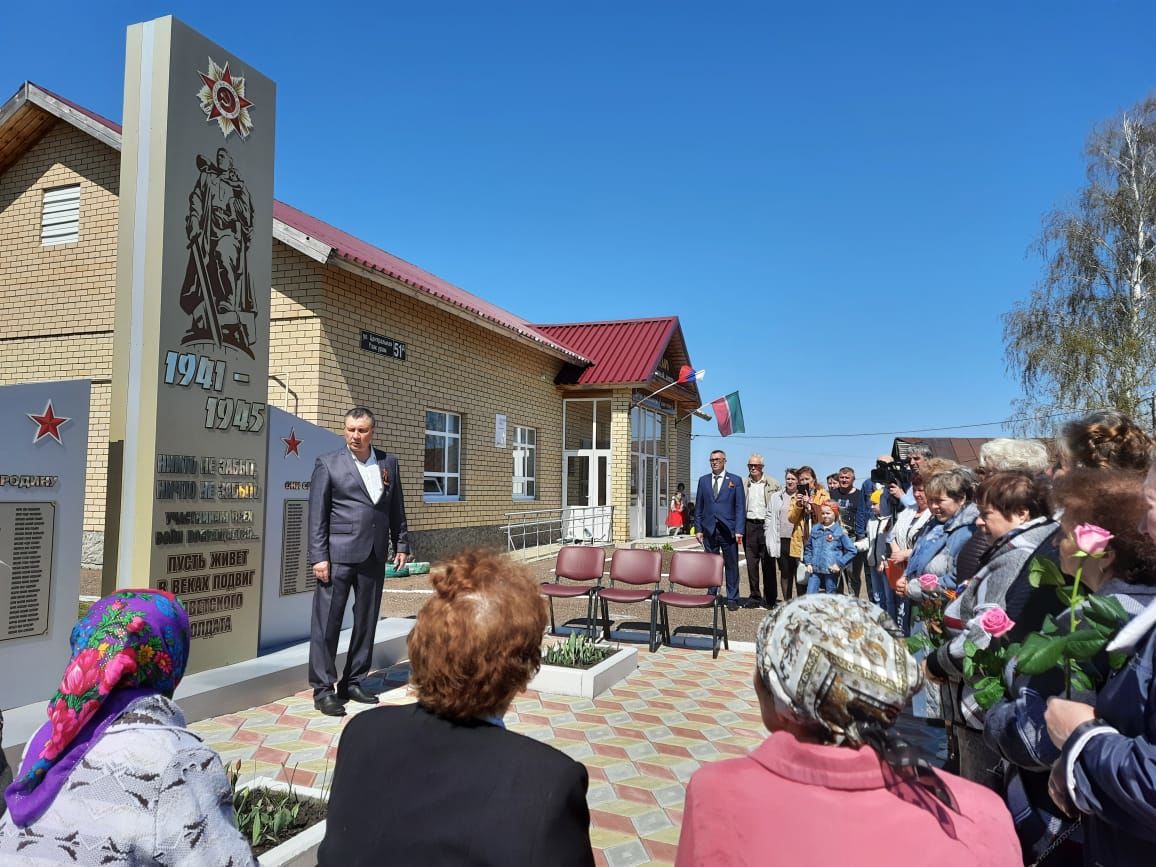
[931,516,1058,728]
[308,447,410,565]
[742,474,783,554]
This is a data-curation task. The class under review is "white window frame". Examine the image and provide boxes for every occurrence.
[41,184,80,246]
[424,410,462,502]
[512,425,537,501]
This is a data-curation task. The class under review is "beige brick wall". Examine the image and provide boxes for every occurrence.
[0,121,120,539]
[0,123,120,335]
[317,265,566,538]
[669,415,693,497]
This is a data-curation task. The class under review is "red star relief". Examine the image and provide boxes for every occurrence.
[28,401,70,444]
[282,429,302,457]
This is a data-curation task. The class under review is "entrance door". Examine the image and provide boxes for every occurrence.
[564,452,611,542]
[652,459,668,535]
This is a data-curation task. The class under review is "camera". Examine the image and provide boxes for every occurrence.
[797,483,811,496]
[870,458,913,490]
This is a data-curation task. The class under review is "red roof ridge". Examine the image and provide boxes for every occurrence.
[535,315,678,329]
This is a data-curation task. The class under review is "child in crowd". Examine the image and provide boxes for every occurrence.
[666,483,686,537]
[804,503,857,594]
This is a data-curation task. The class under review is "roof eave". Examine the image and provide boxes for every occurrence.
[272,219,332,264]
[20,83,121,153]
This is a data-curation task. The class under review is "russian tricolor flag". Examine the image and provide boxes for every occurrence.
[711,392,745,437]
[677,365,706,384]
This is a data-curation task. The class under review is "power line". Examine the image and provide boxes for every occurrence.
[690,406,1093,441]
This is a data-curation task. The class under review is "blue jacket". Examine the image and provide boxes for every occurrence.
[1055,599,1156,866]
[803,522,857,573]
[853,483,877,539]
[695,471,746,537]
[903,502,979,591]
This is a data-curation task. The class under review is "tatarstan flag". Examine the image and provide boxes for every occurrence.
[711,392,745,437]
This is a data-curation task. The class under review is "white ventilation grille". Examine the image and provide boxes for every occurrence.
[41,184,80,246]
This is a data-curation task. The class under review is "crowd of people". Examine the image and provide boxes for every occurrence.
[6,411,1156,865]
[684,411,1156,865]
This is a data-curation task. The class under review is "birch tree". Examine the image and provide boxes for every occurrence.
[1003,96,1156,432]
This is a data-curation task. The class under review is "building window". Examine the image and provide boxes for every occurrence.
[424,410,461,500]
[41,184,80,246]
[512,426,536,500]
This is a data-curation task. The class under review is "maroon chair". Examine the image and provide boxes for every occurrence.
[657,550,729,658]
[596,548,662,651]
[540,545,606,636]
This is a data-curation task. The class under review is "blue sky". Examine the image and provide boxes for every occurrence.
[5,2,1155,485]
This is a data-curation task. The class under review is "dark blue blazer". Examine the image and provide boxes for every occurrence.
[695,470,746,537]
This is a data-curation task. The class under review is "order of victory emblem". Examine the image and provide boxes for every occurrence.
[196,57,254,140]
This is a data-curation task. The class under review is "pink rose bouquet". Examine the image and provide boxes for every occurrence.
[1018,527,1131,698]
[1072,523,1113,557]
[960,605,1019,710]
[906,574,958,656]
[980,607,1015,639]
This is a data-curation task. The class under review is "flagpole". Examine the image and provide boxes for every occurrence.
[632,368,705,408]
[631,379,682,407]
[676,406,711,425]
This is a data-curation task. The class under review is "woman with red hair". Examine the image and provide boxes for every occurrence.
[319,550,594,866]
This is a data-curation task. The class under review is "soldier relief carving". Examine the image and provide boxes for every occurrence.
[180,58,259,357]
[179,148,257,358]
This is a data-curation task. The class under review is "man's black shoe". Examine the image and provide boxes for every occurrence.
[314,692,346,717]
[743,597,763,609]
[339,683,379,704]
[726,601,740,612]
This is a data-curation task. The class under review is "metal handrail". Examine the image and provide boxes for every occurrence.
[499,505,614,553]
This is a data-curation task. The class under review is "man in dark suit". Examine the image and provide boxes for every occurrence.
[695,449,746,610]
[308,406,409,716]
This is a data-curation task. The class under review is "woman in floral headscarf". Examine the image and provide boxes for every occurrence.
[675,595,1020,867]
[0,590,254,865]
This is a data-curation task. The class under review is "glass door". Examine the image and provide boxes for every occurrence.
[653,459,669,535]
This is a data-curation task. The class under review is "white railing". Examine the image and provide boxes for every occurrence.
[500,505,614,553]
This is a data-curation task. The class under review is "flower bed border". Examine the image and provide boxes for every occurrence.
[239,776,328,867]
[528,645,638,698]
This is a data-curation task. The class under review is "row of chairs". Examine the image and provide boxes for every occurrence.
[539,546,730,658]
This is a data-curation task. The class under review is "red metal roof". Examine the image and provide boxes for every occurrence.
[270,201,587,361]
[535,317,681,385]
[16,82,588,364]
[35,85,122,133]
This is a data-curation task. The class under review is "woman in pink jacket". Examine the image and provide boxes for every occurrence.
[675,594,1021,867]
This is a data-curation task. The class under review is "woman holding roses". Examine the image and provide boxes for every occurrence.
[925,471,1057,791]
[0,590,255,865]
[897,466,980,721]
[987,469,1156,866]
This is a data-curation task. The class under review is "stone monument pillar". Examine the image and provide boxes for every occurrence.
[104,16,275,671]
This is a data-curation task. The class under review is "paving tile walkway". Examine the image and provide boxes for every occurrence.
[189,645,944,867]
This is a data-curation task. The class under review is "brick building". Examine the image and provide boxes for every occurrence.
[0,82,701,569]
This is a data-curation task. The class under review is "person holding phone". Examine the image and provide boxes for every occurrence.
[786,466,831,594]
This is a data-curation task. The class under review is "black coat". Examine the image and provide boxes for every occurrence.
[319,703,594,867]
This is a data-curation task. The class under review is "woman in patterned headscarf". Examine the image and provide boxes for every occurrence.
[0,590,255,865]
[675,595,1021,867]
